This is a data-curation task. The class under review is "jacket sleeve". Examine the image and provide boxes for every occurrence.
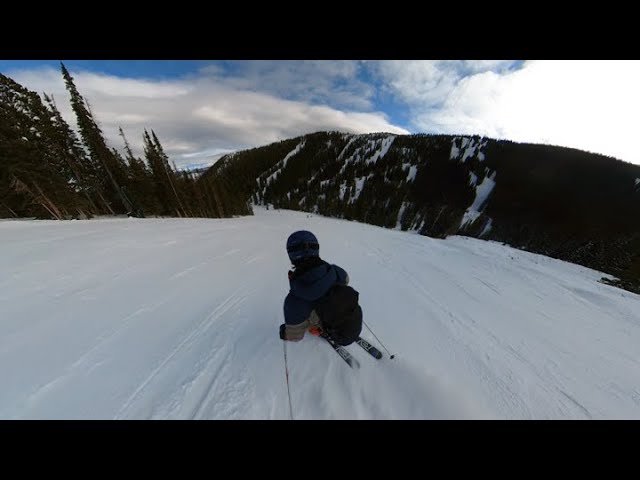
[283,292,313,342]
[333,265,350,285]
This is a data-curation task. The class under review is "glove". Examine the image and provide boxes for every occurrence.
[279,323,287,340]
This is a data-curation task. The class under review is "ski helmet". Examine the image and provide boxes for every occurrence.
[286,230,320,263]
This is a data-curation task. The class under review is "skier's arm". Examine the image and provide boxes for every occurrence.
[281,293,313,341]
[334,265,349,285]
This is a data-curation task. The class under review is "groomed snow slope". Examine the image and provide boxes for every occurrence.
[1,208,639,419]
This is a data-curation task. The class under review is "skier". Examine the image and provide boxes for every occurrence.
[279,230,363,345]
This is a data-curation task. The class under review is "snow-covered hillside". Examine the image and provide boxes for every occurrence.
[1,208,639,419]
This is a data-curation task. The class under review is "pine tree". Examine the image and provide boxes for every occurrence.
[143,129,176,216]
[1,73,87,218]
[151,130,188,217]
[60,63,134,215]
[43,93,104,216]
[119,126,157,217]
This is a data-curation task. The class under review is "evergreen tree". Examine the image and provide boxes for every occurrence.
[1,73,87,218]
[143,129,181,216]
[60,63,134,215]
[151,130,189,217]
[43,93,103,215]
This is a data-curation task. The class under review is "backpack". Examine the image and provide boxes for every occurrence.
[315,284,363,346]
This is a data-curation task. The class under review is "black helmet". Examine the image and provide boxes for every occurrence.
[286,230,319,263]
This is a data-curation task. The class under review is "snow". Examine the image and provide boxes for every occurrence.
[479,218,492,237]
[351,176,367,202]
[450,140,460,160]
[262,140,306,189]
[462,209,482,228]
[461,144,476,163]
[339,135,395,174]
[461,171,497,228]
[406,165,417,183]
[337,136,357,161]
[635,178,640,186]
[278,140,306,171]
[412,216,426,233]
[365,135,395,166]
[474,171,497,210]
[395,202,408,230]
[339,182,347,201]
[451,137,488,163]
[2,208,640,419]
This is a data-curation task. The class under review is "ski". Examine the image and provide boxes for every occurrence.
[355,337,383,359]
[322,335,360,369]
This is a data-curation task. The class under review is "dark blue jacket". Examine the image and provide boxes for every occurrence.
[284,260,349,327]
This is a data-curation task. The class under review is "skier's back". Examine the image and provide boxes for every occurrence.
[279,230,362,345]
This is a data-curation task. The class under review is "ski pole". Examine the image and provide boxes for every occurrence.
[363,320,395,359]
[283,340,294,420]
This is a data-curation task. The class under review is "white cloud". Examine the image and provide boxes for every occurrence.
[370,60,518,106]
[11,60,637,170]
[373,60,461,105]
[13,68,190,99]
[372,60,640,165]
[462,60,519,73]
[6,64,407,169]
[210,60,374,110]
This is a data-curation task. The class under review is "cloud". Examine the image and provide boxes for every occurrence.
[369,60,518,106]
[369,60,640,165]
[9,60,638,169]
[207,60,375,110]
[6,63,407,169]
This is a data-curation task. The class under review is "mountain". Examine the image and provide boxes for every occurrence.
[202,131,640,292]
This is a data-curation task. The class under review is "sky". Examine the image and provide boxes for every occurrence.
[2,207,640,419]
[1,60,639,170]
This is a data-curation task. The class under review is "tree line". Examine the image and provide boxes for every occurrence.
[0,63,246,220]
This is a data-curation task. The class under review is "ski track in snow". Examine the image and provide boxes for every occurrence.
[2,208,640,419]
[114,289,247,419]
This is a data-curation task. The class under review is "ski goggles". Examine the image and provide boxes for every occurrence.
[286,242,319,254]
